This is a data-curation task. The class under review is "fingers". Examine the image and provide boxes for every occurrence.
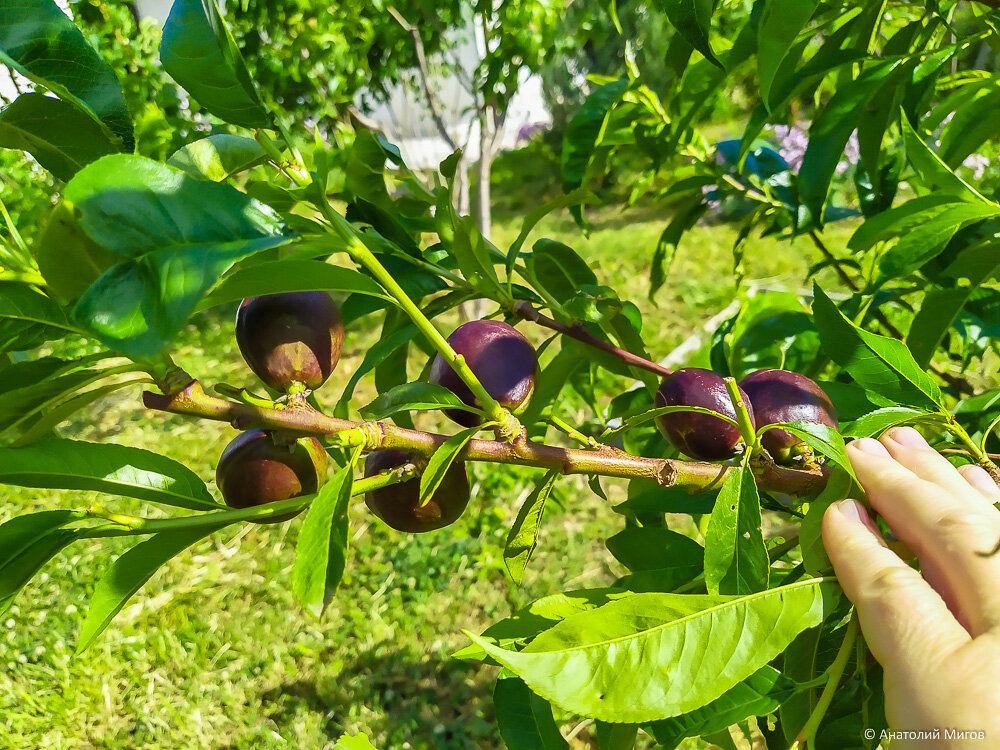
[958,463,1000,506]
[822,498,969,673]
[847,431,1000,634]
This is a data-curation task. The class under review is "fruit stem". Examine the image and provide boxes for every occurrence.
[320,207,520,439]
[790,613,860,749]
[724,377,760,455]
[76,466,418,538]
[142,380,830,497]
[511,301,674,379]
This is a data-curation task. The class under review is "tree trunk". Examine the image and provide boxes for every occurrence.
[476,107,494,241]
[455,157,471,217]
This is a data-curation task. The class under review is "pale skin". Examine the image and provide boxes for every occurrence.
[822,426,1000,748]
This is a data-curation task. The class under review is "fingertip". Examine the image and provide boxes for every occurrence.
[848,437,892,458]
[959,463,1000,498]
[884,425,929,449]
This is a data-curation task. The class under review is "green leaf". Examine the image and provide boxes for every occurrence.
[291,456,357,617]
[757,0,820,108]
[561,77,628,193]
[647,666,800,747]
[335,324,417,415]
[33,201,117,305]
[798,60,903,224]
[606,526,704,575]
[0,93,119,181]
[66,155,293,356]
[0,438,223,511]
[658,0,722,69]
[359,382,481,421]
[160,0,271,128]
[0,281,75,352]
[847,195,965,253]
[873,203,1000,286]
[0,528,80,616]
[528,239,598,305]
[506,188,594,276]
[453,588,630,662]
[332,733,379,750]
[166,134,267,181]
[801,468,856,575]
[704,465,769,595]
[0,364,111,438]
[841,407,926,438]
[464,578,841,723]
[900,115,988,202]
[595,722,638,749]
[494,676,568,750]
[504,470,560,586]
[0,0,133,149]
[420,426,480,508]
[76,526,223,652]
[197,260,389,312]
[604,404,739,439]
[650,196,708,299]
[763,421,854,478]
[812,285,943,409]
[0,510,80,573]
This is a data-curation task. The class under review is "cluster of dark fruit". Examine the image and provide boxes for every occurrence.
[215,292,539,532]
[654,367,838,463]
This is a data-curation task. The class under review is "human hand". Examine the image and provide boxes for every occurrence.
[822,426,1000,748]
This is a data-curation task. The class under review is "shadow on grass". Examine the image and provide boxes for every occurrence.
[219,646,499,749]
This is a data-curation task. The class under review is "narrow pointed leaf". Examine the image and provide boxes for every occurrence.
[360,382,481,420]
[0,510,81,572]
[419,426,480,507]
[561,78,628,193]
[494,676,568,750]
[763,421,854,478]
[659,0,722,69]
[841,407,927,438]
[292,457,357,617]
[198,260,390,311]
[757,0,820,108]
[76,526,223,652]
[504,470,560,586]
[606,527,704,594]
[0,528,80,616]
[704,465,769,595]
[161,0,270,127]
[812,285,943,409]
[0,438,223,511]
[647,666,800,747]
[900,115,989,202]
[464,578,841,723]
[595,721,638,749]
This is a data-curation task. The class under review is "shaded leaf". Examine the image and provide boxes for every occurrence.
[757,0,820,108]
[561,77,628,193]
[900,115,988,202]
[801,468,856,575]
[0,93,118,181]
[0,510,80,573]
[0,528,79,616]
[420,426,480,507]
[659,0,722,69]
[0,0,133,148]
[359,382,481,421]
[763,421,854,478]
[528,239,598,305]
[494,676,568,750]
[504,470,560,586]
[76,525,224,652]
[160,0,270,128]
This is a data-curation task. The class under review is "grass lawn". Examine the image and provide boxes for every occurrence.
[0,182,855,748]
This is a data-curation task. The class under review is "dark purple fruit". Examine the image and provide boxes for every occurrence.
[654,368,754,461]
[216,429,328,523]
[738,369,838,464]
[235,291,344,392]
[363,449,470,533]
[428,320,538,427]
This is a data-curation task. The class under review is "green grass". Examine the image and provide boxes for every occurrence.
[0,184,854,748]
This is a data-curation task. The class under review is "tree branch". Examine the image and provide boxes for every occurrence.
[142,380,829,498]
[511,301,675,379]
[387,6,458,152]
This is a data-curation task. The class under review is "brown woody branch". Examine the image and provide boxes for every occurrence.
[511,301,675,379]
[142,380,828,497]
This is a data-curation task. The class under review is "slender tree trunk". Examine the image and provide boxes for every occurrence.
[476,107,493,240]
[455,157,471,216]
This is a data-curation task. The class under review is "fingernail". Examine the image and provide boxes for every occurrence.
[851,437,891,456]
[835,498,870,524]
[887,426,928,448]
